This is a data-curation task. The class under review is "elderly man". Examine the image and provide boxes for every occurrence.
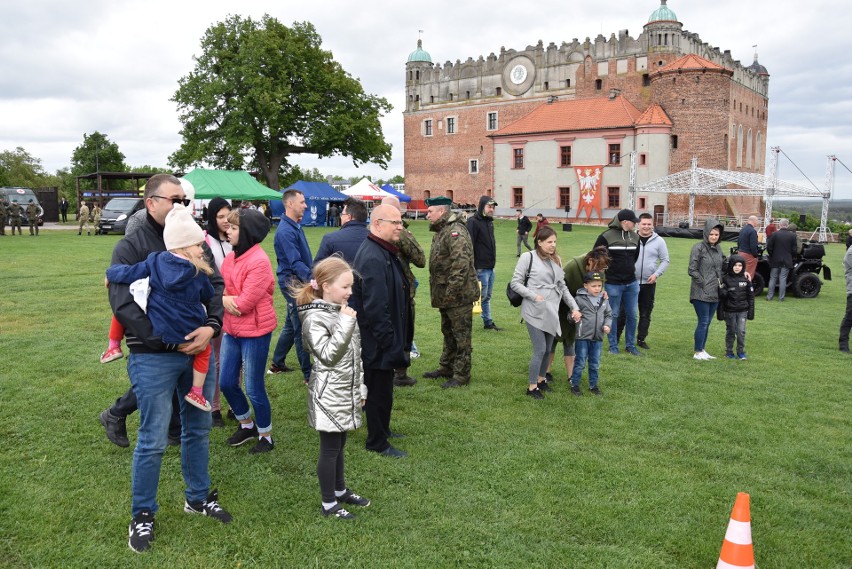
[352,204,412,457]
[468,196,501,331]
[738,215,760,279]
[106,174,230,552]
[766,218,798,302]
[382,196,426,387]
[595,209,641,355]
[422,196,480,388]
[268,189,313,379]
[313,197,369,265]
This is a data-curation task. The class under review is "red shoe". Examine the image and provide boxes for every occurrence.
[99,346,124,364]
[184,391,211,412]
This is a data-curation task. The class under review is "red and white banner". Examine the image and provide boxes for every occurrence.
[574,165,603,222]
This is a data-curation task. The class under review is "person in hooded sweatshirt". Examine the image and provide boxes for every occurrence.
[467,195,501,330]
[718,254,754,360]
[688,218,725,360]
[219,208,278,454]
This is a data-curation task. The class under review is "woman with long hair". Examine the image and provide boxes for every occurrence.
[688,219,725,360]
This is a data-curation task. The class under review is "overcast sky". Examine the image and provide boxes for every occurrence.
[2,1,850,196]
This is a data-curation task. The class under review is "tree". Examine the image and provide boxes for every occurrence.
[170,16,392,190]
[71,132,127,175]
[0,147,49,187]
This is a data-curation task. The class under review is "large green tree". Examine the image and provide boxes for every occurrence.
[0,147,49,187]
[67,131,129,194]
[170,16,392,190]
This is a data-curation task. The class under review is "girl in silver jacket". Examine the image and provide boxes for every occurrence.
[295,256,370,520]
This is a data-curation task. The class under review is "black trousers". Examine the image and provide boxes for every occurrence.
[363,368,394,452]
[840,294,852,349]
[111,387,182,439]
[318,431,347,502]
[617,283,657,342]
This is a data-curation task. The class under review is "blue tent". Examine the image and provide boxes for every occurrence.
[268,180,348,226]
[381,184,411,202]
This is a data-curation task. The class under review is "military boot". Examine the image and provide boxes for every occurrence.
[393,368,416,387]
[99,408,130,447]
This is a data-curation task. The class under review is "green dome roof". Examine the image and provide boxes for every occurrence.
[648,0,678,22]
[407,39,432,63]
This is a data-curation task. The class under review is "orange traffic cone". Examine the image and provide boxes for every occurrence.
[717,492,755,569]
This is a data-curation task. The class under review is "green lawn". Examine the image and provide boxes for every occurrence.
[0,221,850,568]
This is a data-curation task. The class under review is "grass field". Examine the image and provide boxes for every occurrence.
[0,220,850,568]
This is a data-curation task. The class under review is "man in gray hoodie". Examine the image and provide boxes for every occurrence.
[633,213,669,349]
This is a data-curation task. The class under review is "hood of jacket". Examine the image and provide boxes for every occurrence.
[727,253,746,274]
[475,195,494,220]
[234,208,270,257]
[205,197,231,238]
[702,218,724,243]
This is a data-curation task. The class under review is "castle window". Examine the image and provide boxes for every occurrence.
[544,81,549,90]
[595,79,602,90]
[513,187,524,208]
[408,71,412,81]
[430,96,434,103]
[466,91,470,99]
[487,112,498,131]
[424,119,433,137]
[496,87,502,96]
[415,95,420,101]
[639,153,647,166]
[638,197,647,210]
[469,159,478,174]
[736,125,743,167]
[560,146,572,167]
[671,135,678,149]
[449,93,454,101]
[642,74,650,87]
[558,187,571,209]
[416,70,420,80]
[447,190,454,202]
[446,117,456,134]
[607,187,620,208]
[513,148,525,169]
[566,79,571,88]
[424,190,431,199]
[608,144,621,165]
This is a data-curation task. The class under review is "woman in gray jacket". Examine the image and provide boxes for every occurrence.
[510,226,581,399]
[296,257,370,520]
[688,218,725,360]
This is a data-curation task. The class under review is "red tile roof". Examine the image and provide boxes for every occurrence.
[657,53,727,72]
[636,104,672,126]
[493,96,644,136]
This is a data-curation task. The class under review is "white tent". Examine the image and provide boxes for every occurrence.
[340,178,394,201]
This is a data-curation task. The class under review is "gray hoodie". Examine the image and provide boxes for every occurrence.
[574,287,612,342]
[635,231,670,284]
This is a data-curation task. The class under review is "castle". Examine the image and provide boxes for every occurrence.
[402,0,769,222]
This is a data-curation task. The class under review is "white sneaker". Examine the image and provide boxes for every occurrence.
[693,352,709,360]
[701,351,716,359]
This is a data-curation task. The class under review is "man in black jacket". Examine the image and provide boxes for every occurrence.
[516,209,533,256]
[103,174,231,553]
[468,196,501,330]
[766,218,798,301]
[352,204,412,458]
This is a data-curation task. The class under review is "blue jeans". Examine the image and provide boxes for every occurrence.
[476,269,495,325]
[271,295,312,379]
[220,332,273,434]
[570,339,602,389]
[767,267,790,300]
[691,299,718,352]
[605,280,639,351]
[128,351,214,516]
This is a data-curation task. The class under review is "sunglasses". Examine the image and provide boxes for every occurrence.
[150,195,191,206]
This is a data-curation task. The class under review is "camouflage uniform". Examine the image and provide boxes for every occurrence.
[393,221,426,385]
[0,201,7,235]
[428,210,480,385]
[78,203,90,235]
[8,201,22,235]
[92,205,102,234]
[26,202,39,236]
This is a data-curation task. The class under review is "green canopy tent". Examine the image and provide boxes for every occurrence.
[182,169,283,200]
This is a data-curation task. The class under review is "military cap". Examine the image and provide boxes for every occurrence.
[424,196,453,207]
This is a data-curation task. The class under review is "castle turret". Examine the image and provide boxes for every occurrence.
[406,39,433,111]
[643,0,683,56]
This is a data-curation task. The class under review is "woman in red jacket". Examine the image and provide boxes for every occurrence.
[219,208,278,454]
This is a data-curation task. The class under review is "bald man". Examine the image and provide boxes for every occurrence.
[351,204,413,457]
[737,215,760,279]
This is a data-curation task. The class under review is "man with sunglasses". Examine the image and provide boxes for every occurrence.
[100,174,231,552]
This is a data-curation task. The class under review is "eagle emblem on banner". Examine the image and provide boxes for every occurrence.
[574,166,603,222]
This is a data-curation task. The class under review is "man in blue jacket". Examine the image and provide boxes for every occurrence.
[313,197,369,265]
[268,189,312,379]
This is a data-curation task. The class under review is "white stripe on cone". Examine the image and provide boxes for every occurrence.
[717,559,754,569]
[723,519,753,545]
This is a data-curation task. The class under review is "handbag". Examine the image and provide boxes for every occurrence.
[506,252,534,307]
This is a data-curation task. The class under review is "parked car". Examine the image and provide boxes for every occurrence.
[98,197,145,235]
[730,241,831,298]
[1,187,43,226]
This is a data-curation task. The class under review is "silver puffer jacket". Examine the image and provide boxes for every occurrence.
[299,300,367,432]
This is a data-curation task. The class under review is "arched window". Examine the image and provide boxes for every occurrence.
[755,132,763,171]
[736,125,743,168]
[746,129,753,169]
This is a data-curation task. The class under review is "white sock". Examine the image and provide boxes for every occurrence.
[259,435,272,443]
[241,421,255,430]
[322,501,337,510]
[334,489,347,498]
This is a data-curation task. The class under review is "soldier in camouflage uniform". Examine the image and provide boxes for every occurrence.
[78,202,91,236]
[382,196,426,387]
[26,200,40,236]
[0,200,7,236]
[8,200,23,236]
[422,196,480,388]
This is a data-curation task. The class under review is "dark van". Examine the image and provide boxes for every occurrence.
[98,197,145,234]
[1,187,43,227]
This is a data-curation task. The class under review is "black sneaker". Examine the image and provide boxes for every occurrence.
[526,387,545,400]
[545,372,554,383]
[99,409,130,448]
[637,340,650,349]
[322,504,355,519]
[537,381,552,392]
[570,385,583,397]
[211,411,225,428]
[184,489,232,524]
[338,489,371,507]
[128,510,154,553]
[484,322,502,331]
[589,387,603,396]
[393,374,417,387]
[249,437,274,454]
[226,409,236,421]
[422,368,453,379]
[227,425,258,446]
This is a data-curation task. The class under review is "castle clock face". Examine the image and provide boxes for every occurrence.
[510,64,528,85]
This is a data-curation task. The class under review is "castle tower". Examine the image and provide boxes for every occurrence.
[405,39,433,112]
[643,0,684,69]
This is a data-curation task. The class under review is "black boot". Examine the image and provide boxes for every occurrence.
[393,368,416,387]
[99,409,130,447]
